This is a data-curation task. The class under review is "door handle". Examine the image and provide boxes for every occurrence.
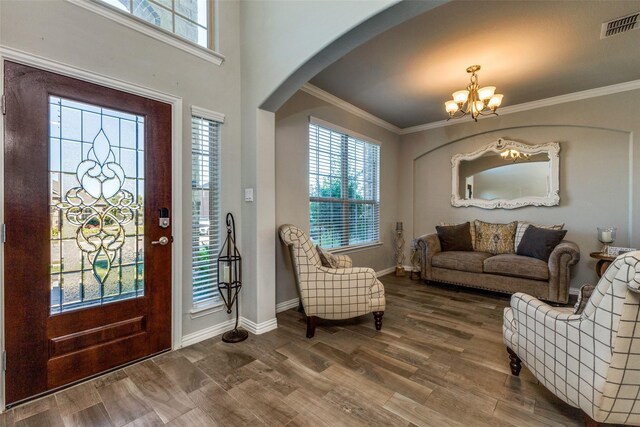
[152,236,170,246]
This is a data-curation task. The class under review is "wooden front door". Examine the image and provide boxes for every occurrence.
[3,61,172,405]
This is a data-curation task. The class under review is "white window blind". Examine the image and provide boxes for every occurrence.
[309,122,380,250]
[192,115,221,304]
[98,0,210,48]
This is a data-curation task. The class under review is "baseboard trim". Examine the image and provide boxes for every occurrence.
[276,298,300,313]
[241,317,278,335]
[181,316,278,347]
[181,319,236,348]
[376,265,415,276]
[376,266,396,276]
[569,288,579,296]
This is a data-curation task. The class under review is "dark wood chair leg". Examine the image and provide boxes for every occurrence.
[506,347,522,376]
[373,311,384,331]
[583,414,601,427]
[297,300,304,313]
[306,316,317,338]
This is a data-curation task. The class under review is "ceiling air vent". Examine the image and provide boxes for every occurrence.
[601,12,639,38]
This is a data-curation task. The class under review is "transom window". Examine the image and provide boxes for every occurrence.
[99,0,210,48]
[309,122,380,250]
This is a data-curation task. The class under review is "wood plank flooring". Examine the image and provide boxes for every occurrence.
[1,274,601,426]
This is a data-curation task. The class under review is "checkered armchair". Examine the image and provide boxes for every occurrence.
[278,224,385,338]
[503,251,640,425]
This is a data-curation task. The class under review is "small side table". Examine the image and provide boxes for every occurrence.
[589,252,616,278]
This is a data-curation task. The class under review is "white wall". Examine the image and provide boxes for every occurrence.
[275,90,401,304]
[399,89,640,292]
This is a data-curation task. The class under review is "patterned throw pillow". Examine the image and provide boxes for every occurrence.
[316,245,338,268]
[474,220,517,255]
[514,221,564,251]
[440,221,476,250]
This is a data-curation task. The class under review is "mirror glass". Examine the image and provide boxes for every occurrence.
[451,138,560,209]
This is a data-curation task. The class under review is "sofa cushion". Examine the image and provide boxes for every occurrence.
[436,222,473,252]
[432,251,492,274]
[483,254,549,281]
[516,225,568,262]
[474,220,517,255]
[514,221,564,252]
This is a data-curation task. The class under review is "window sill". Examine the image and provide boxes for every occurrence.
[190,300,224,319]
[330,242,383,255]
[67,0,225,66]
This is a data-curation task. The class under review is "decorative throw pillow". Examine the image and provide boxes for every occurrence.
[441,221,476,250]
[474,220,517,255]
[516,225,567,262]
[316,245,338,268]
[574,284,595,314]
[436,222,473,252]
[514,221,564,252]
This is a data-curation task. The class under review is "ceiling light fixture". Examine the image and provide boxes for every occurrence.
[500,149,530,162]
[445,65,503,121]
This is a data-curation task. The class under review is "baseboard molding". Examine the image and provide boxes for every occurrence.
[276,298,300,313]
[376,266,396,276]
[569,288,579,296]
[376,265,415,276]
[181,316,278,347]
[181,318,236,348]
[241,317,278,335]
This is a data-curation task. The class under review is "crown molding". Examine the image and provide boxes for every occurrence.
[301,80,640,136]
[400,79,640,134]
[301,84,401,134]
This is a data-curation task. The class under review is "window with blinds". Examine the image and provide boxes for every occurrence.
[309,122,380,250]
[192,115,221,305]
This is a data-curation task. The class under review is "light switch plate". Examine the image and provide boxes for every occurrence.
[244,188,254,202]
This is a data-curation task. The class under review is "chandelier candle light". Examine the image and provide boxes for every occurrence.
[445,65,503,121]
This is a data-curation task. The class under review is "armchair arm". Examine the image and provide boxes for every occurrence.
[415,233,441,280]
[333,254,353,268]
[547,240,580,304]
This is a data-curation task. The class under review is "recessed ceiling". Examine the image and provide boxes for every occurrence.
[309,0,640,129]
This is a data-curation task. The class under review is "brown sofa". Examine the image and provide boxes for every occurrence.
[415,233,580,303]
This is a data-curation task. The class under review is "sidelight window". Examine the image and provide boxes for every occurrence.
[191,113,222,305]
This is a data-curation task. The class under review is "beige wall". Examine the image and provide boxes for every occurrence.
[399,89,640,292]
[275,90,400,304]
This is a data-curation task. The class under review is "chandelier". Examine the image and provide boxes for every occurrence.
[500,149,530,162]
[445,65,503,121]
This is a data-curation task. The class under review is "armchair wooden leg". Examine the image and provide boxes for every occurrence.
[506,347,522,376]
[306,316,317,338]
[583,414,601,427]
[373,311,384,331]
[297,300,304,313]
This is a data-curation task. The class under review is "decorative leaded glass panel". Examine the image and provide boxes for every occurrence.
[50,96,145,314]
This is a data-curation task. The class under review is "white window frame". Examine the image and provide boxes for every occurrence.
[66,0,225,65]
[308,117,381,252]
[191,106,225,312]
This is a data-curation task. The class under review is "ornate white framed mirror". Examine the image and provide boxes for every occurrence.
[451,138,560,209]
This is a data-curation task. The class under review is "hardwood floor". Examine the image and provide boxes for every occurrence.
[2,274,598,426]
